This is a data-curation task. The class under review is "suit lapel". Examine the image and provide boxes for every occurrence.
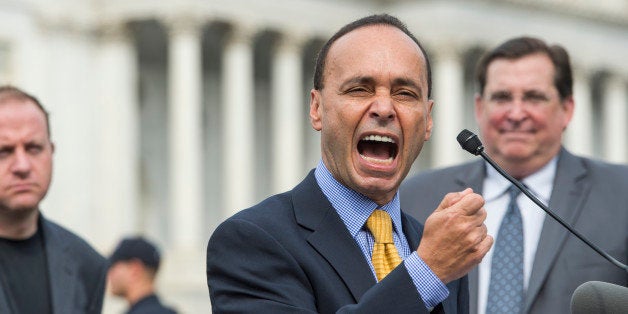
[293,172,376,302]
[468,267,479,314]
[42,218,78,314]
[0,281,12,313]
[454,160,485,194]
[454,161,485,314]
[401,214,421,251]
[524,149,589,312]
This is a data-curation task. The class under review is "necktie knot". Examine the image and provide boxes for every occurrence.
[507,185,522,200]
[366,209,394,244]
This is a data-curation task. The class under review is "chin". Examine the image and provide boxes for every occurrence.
[502,152,536,164]
[8,204,37,212]
[499,144,534,157]
[360,178,399,198]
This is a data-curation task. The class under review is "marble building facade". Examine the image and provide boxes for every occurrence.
[0,0,626,312]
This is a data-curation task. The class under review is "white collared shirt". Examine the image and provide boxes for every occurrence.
[477,157,557,314]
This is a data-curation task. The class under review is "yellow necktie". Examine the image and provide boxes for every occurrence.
[366,209,403,281]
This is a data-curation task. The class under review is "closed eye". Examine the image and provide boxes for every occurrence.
[344,86,373,96]
[26,144,43,155]
[394,89,418,100]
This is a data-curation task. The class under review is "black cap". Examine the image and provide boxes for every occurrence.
[109,236,161,269]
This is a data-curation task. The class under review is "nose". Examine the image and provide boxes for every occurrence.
[369,96,396,124]
[506,99,528,122]
[11,149,32,177]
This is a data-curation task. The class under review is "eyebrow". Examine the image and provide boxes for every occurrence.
[488,89,550,98]
[523,90,549,96]
[488,90,512,97]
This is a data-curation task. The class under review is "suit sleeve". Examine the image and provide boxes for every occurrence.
[206,218,433,313]
[337,266,434,314]
[207,218,319,313]
[87,258,108,314]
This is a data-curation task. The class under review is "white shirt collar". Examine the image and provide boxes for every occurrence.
[484,157,558,204]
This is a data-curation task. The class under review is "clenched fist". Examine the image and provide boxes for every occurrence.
[417,188,493,284]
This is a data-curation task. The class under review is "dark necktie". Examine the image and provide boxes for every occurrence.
[486,185,524,314]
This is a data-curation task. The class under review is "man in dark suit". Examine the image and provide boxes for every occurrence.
[0,85,108,313]
[207,14,493,313]
[401,37,628,314]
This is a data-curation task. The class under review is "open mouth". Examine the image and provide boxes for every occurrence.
[357,134,398,163]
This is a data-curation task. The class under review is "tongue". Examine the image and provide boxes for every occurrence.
[360,141,390,160]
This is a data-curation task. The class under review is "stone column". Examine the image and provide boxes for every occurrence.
[565,68,594,157]
[97,22,139,248]
[602,74,628,163]
[431,44,466,168]
[271,33,305,193]
[222,25,256,217]
[167,18,204,249]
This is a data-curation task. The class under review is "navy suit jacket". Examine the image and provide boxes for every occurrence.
[0,215,108,314]
[207,171,469,313]
[401,148,628,314]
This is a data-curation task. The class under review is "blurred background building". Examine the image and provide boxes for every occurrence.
[0,0,626,312]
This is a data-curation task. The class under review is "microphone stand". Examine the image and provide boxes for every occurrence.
[457,128,627,273]
[479,150,628,273]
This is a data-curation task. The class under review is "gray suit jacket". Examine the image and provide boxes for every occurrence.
[0,215,108,314]
[400,148,628,314]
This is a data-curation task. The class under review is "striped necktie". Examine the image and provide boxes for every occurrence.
[366,209,403,281]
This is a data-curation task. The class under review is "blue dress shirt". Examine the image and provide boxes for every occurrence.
[314,161,448,309]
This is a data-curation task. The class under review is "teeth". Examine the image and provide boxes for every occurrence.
[359,154,394,164]
[361,135,395,143]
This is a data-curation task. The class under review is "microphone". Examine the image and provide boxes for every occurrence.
[457,129,628,273]
[571,281,628,313]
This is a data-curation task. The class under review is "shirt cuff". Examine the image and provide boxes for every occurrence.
[404,252,449,309]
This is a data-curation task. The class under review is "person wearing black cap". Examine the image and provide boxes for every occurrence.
[108,236,177,314]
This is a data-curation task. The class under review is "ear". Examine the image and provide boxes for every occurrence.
[561,95,575,130]
[474,93,483,122]
[424,99,434,141]
[309,89,323,131]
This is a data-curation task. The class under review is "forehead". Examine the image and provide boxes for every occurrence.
[0,96,45,115]
[325,25,427,83]
[0,99,48,138]
[485,53,556,91]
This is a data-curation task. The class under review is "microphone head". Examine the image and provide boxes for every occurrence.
[571,281,628,314]
[457,129,484,155]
